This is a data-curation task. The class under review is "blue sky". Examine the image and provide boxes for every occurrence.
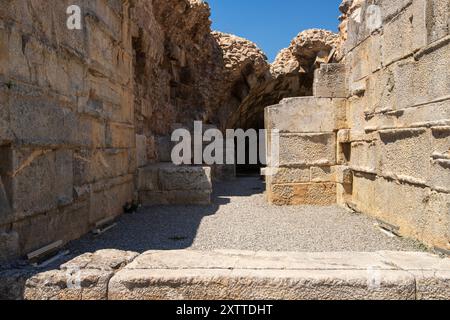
[207,0,342,62]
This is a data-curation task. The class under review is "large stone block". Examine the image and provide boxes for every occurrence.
[7,84,80,147]
[0,231,19,263]
[393,44,449,109]
[310,166,336,183]
[110,250,448,300]
[106,122,135,149]
[313,64,348,98]
[346,33,382,83]
[351,174,444,247]
[139,190,211,206]
[78,74,133,124]
[0,268,34,300]
[5,148,74,219]
[419,0,449,44]
[0,176,12,221]
[265,167,310,184]
[24,269,113,300]
[138,166,159,191]
[155,136,174,162]
[422,191,450,250]
[12,200,90,256]
[136,134,148,168]
[350,140,378,174]
[278,133,337,166]
[158,165,212,191]
[265,97,346,133]
[89,175,134,224]
[431,127,450,192]
[381,5,415,66]
[379,128,431,184]
[268,183,336,206]
[77,116,106,148]
[73,148,130,185]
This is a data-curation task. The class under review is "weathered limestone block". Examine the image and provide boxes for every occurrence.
[61,250,139,273]
[158,165,212,191]
[156,136,174,162]
[109,250,450,300]
[310,166,336,183]
[392,44,450,110]
[106,122,135,148]
[313,64,348,98]
[381,4,415,66]
[378,251,450,300]
[363,66,395,115]
[109,268,416,300]
[24,269,112,300]
[136,134,148,168]
[431,126,450,192]
[12,200,90,257]
[0,176,12,221]
[351,174,447,247]
[140,190,211,206]
[4,148,74,219]
[0,21,9,77]
[265,97,346,133]
[0,231,19,263]
[85,18,120,79]
[278,133,337,166]
[346,96,369,132]
[79,75,133,124]
[265,167,310,184]
[0,268,34,300]
[7,84,80,147]
[77,117,106,148]
[350,173,378,217]
[378,128,431,185]
[138,164,212,205]
[366,100,450,132]
[419,0,449,44]
[25,250,138,300]
[73,149,131,185]
[350,140,378,174]
[268,183,336,206]
[138,166,159,191]
[422,191,450,250]
[89,175,134,224]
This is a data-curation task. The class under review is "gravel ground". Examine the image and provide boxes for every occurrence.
[67,177,425,255]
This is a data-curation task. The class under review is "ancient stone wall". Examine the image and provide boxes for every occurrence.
[0,0,290,263]
[0,0,137,263]
[340,0,449,250]
[266,0,449,251]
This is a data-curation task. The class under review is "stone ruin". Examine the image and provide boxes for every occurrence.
[0,0,449,267]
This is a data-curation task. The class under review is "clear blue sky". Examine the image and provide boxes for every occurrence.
[207,0,342,62]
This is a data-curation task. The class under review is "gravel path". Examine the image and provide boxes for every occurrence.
[67,177,425,255]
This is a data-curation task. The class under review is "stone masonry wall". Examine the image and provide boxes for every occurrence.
[339,0,449,251]
[266,0,449,251]
[0,0,136,263]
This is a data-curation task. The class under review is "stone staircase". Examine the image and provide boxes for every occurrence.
[2,249,450,300]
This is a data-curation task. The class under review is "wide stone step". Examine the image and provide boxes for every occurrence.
[4,250,450,300]
[138,163,212,205]
[108,250,450,300]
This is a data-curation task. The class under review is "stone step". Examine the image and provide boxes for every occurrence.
[4,250,450,300]
[108,250,450,300]
[138,163,212,205]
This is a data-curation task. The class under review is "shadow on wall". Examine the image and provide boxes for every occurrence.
[63,178,264,254]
